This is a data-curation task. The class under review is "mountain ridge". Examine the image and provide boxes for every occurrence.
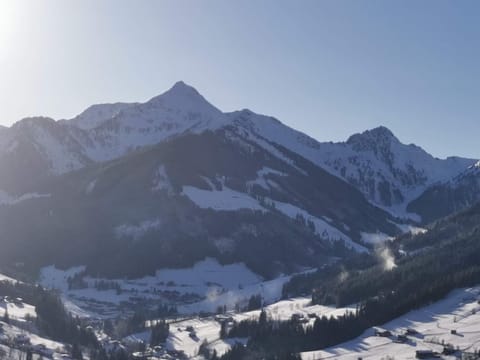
[0,81,476,220]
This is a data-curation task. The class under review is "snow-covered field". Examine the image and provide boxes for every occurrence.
[0,295,69,359]
[301,286,480,360]
[162,297,355,358]
[0,273,18,283]
[39,258,305,319]
[0,298,36,322]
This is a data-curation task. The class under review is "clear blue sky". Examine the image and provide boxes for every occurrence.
[0,0,479,158]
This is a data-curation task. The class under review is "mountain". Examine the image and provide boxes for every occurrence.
[67,102,137,130]
[0,81,477,277]
[408,161,480,223]
[0,128,399,278]
[0,82,475,212]
[0,82,229,192]
[228,200,480,359]
[227,113,474,220]
[0,117,91,193]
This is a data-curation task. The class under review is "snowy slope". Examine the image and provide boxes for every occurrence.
[2,81,465,280]
[227,110,475,219]
[408,160,480,223]
[68,102,137,130]
[0,288,69,360]
[158,297,355,358]
[39,258,267,318]
[79,81,227,162]
[0,81,474,218]
[0,81,226,181]
[0,298,36,322]
[182,186,266,212]
[301,286,480,360]
[267,198,368,252]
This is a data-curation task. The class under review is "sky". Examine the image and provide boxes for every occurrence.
[0,0,479,159]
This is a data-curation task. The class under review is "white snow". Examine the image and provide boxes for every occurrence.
[182,185,266,212]
[301,286,480,360]
[0,191,51,206]
[152,165,174,194]
[0,273,18,283]
[0,320,67,358]
[0,298,36,322]
[114,218,162,241]
[396,223,428,236]
[69,102,136,130]
[177,272,294,314]
[1,82,475,217]
[80,81,229,162]
[26,119,86,174]
[163,296,354,358]
[1,82,474,222]
[39,259,265,318]
[182,185,367,252]
[269,199,368,252]
[166,317,222,357]
[246,167,287,191]
[228,110,475,216]
[360,232,394,245]
[85,179,97,194]
[152,258,262,294]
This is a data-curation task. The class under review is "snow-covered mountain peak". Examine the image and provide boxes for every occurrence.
[78,82,227,162]
[12,116,56,129]
[68,102,136,130]
[346,126,399,152]
[146,81,222,117]
[0,82,476,220]
[168,80,198,94]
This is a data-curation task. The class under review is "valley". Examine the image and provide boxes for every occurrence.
[0,82,479,360]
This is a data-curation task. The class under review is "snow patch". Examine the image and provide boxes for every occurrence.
[360,232,394,245]
[268,199,367,252]
[114,219,162,241]
[247,167,287,191]
[396,223,427,235]
[85,179,97,194]
[152,165,174,194]
[0,191,51,206]
[182,185,266,212]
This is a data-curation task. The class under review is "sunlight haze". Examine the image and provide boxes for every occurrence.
[0,0,479,158]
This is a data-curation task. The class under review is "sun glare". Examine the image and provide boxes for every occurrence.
[0,1,18,48]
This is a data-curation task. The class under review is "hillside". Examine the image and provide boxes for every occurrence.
[0,82,475,215]
[215,202,480,359]
[0,129,399,279]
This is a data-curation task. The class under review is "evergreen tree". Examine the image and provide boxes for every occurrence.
[2,308,9,324]
[71,343,83,360]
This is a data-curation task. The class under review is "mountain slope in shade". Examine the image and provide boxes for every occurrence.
[228,109,475,219]
[0,117,92,193]
[408,161,480,223]
[0,129,401,278]
[67,102,137,130]
[0,81,475,221]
